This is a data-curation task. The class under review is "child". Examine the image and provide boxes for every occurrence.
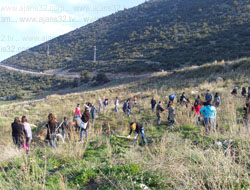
[192,100,201,126]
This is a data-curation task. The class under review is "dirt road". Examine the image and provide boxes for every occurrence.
[0,63,80,79]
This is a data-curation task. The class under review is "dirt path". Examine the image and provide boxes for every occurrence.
[0,63,80,79]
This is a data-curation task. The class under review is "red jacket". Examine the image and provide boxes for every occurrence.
[192,105,201,115]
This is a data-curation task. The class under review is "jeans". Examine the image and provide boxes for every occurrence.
[104,106,108,113]
[91,112,95,120]
[128,109,132,118]
[134,127,146,144]
[156,113,161,125]
[204,118,216,134]
[195,114,200,127]
[62,129,66,139]
[80,128,88,141]
[152,105,156,112]
[169,120,175,128]
[13,136,23,149]
[115,106,119,113]
[49,138,56,148]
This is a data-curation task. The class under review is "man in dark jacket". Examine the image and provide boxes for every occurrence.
[231,87,238,95]
[241,87,247,97]
[205,89,213,103]
[127,122,146,144]
[156,101,165,125]
[122,100,128,116]
[47,113,58,148]
[12,117,25,149]
[151,97,157,112]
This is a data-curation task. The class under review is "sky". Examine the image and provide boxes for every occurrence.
[0,0,145,62]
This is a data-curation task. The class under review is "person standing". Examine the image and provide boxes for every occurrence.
[200,101,217,135]
[241,87,247,97]
[231,87,238,95]
[127,99,133,118]
[80,106,91,142]
[196,95,204,106]
[180,92,189,108]
[192,100,201,126]
[75,104,81,118]
[244,98,250,130]
[22,116,32,153]
[213,92,221,107]
[133,96,138,105]
[156,101,165,125]
[90,103,96,121]
[47,113,58,148]
[103,98,109,113]
[12,117,25,149]
[123,100,128,116]
[151,97,157,112]
[127,122,146,145]
[205,89,213,103]
[98,98,102,113]
[168,102,175,129]
[62,117,71,140]
[115,97,119,113]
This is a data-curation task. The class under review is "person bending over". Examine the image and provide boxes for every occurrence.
[127,122,146,145]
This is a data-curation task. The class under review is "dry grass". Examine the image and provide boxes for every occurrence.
[0,58,249,189]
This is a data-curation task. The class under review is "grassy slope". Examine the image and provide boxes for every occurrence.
[2,0,250,72]
[0,67,75,98]
[0,58,250,189]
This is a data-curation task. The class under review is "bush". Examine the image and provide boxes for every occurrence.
[93,73,110,86]
[80,71,91,83]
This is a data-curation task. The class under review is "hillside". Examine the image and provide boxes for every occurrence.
[0,67,75,99]
[0,58,249,189]
[2,0,250,72]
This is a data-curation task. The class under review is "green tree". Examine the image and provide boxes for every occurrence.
[80,71,91,83]
[94,73,110,86]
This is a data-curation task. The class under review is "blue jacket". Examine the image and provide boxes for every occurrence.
[200,105,216,119]
[205,93,213,102]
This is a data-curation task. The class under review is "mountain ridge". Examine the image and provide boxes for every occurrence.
[1,0,250,72]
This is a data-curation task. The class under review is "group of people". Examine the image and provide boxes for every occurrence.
[151,90,220,133]
[11,87,250,150]
[232,86,250,98]
[11,116,32,153]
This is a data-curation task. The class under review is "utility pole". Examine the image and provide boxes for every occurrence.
[46,43,50,73]
[47,44,50,56]
[94,46,97,63]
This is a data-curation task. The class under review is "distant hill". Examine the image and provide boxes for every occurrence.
[2,0,250,72]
